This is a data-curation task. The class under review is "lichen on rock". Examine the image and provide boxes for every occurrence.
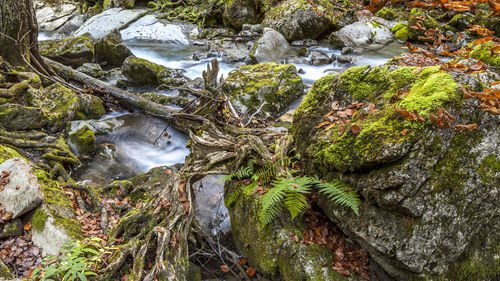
[223,62,304,118]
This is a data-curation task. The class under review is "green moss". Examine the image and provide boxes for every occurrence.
[469,41,500,67]
[398,68,460,119]
[68,125,96,156]
[476,154,500,186]
[376,7,396,20]
[394,26,409,41]
[0,145,23,164]
[408,8,439,41]
[297,47,308,57]
[31,207,48,233]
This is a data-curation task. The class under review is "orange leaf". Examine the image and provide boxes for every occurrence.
[351,125,361,134]
[24,221,31,231]
[473,36,494,45]
[454,123,477,131]
[246,267,256,277]
[221,265,230,272]
[239,257,247,265]
[401,129,409,135]
[338,125,345,136]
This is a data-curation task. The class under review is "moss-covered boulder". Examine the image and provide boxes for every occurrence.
[262,0,336,41]
[391,23,408,42]
[0,104,48,131]
[292,65,500,280]
[94,29,132,67]
[31,169,83,256]
[25,84,80,132]
[222,0,264,30]
[226,182,361,281]
[375,7,396,20]
[78,93,106,119]
[39,35,94,67]
[76,63,104,78]
[121,56,189,87]
[67,125,96,156]
[223,62,304,118]
[467,41,500,68]
[407,8,439,41]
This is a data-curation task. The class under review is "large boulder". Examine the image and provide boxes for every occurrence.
[24,84,80,132]
[39,35,94,67]
[119,15,190,44]
[222,0,264,30]
[73,8,147,39]
[121,56,189,87]
[262,0,336,41]
[293,64,500,280]
[226,181,363,281]
[0,158,44,219]
[94,29,132,67]
[223,62,304,118]
[249,28,295,63]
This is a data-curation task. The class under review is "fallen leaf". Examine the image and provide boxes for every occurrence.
[220,265,230,272]
[401,129,409,135]
[246,267,256,277]
[454,123,477,131]
[24,221,31,231]
[338,125,345,136]
[239,257,247,265]
[351,125,361,134]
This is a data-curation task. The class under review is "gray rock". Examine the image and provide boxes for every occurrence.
[120,15,190,44]
[0,219,23,239]
[222,0,263,30]
[56,14,89,37]
[0,158,44,219]
[74,8,147,39]
[39,35,94,67]
[310,50,332,66]
[36,2,77,32]
[66,119,121,136]
[31,206,74,257]
[249,28,294,63]
[334,20,393,47]
[94,29,132,67]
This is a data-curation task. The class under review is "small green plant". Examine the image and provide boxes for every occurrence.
[222,156,361,227]
[30,237,112,281]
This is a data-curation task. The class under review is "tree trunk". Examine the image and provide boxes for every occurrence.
[0,0,45,69]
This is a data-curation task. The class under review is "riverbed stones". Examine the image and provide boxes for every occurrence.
[0,158,44,219]
[223,62,304,118]
[94,29,132,67]
[262,0,335,41]
[121,56,189,87]
[293,64,500,280]
[74,8,147,39]
[249,28,294,63]
[39,35,94,67]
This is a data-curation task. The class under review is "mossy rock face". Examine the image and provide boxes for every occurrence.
[31,169,83,256]
[77,63,104,78]
[262,0,337,41]
[39,35,95,67]
[0,103,48,131]
[78,93,106,119]
[222,0,264,30]
[225,182,360,281]
[25,83,80,132]
[391,23,408,42]
[222,62,304,118]
[375,7,396,20]
[407,8,439,42]
[0,145,23,164]
[67,125,96,156]
[292,64,500,280]
[94,29,132,67]
[121,56,189,87]
[468,41,500,68]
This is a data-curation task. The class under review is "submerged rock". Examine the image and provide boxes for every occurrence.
[262,0,335,41]
[223,62,304,118]
[39,35,94,67]
[121,56,189,87]
[249,28,294,63]
[94,29,132,67]
[0,158,44,219]
[293,64,500,280]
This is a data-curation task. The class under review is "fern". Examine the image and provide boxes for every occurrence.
[219,160,254,183]
[313,178,361,215]
[255,160,277,186]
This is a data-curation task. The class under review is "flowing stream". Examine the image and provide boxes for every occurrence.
[40,32,405,234]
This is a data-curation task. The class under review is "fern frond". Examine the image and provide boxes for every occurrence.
[259,185,287,226]
[225,186,243,207]
[256,160,277,186]
[315,179,360,215]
